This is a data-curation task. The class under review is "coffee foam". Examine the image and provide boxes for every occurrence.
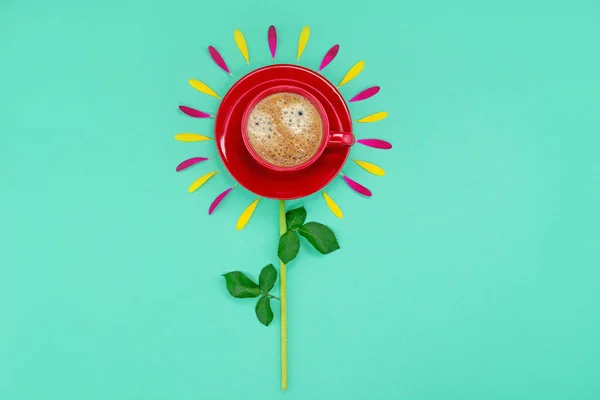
[246,92,323,168]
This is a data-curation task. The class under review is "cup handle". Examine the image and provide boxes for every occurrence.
[326,132,355,148]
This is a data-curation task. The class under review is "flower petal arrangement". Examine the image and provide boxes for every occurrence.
[173,25,391,390]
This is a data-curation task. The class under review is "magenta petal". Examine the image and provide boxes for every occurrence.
[208,46,230,74]
[342,175,372,197]
[176,157,209,171]
[319,44,339,71]
[268,25,277,59]
[349,86,380,102]
[179,105,211,118]
[208,187,233,215]
[357,138,392,149]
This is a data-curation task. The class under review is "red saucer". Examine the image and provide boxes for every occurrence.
[214,64,352,200]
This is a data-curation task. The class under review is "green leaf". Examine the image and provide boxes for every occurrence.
[222,271,261,298]
[278,230,300,264]
[255,296,274,326]
[298,222,340,255]
[285,206,307,230]
[259,264,277,294]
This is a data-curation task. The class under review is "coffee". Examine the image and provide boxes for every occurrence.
[246,92,323,168]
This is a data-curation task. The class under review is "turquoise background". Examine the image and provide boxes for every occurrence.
[1,0,599,398]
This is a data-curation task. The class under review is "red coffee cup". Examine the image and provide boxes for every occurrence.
[241,85,355,172]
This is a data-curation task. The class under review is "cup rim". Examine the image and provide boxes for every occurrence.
[241,85,329,172]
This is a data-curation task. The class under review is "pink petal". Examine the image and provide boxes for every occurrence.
[208,46,230,74]
[176,157,209,172]
[208,187,234,215]
[349,86,380,102]
[342,175,372,197]
[319,45,339,71]
[357,139,392,149]
[268,25,277,59]
[179,105,211,118]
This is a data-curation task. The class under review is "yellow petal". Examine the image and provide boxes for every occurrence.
[354,160,385,176]
[188,79,221,99]
[357,111,388,123]
[338,60,365,87]
[174,133,212,142]
[236,198,260,230]
[297,26,310,62]
[323,191,343,218]
[234,29,249,64]
[188,171,219,193]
